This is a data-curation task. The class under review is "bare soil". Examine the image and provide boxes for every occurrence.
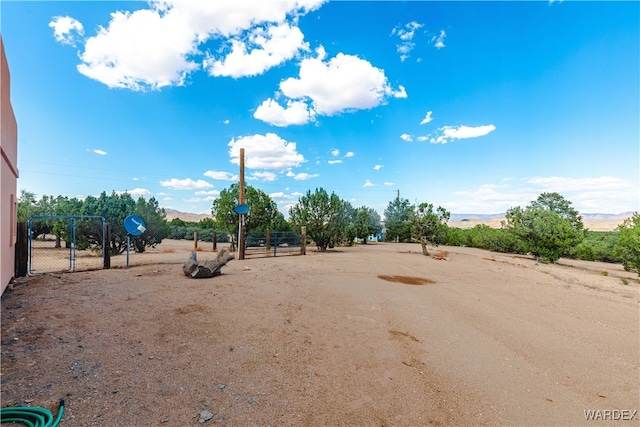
[2,241,639,426]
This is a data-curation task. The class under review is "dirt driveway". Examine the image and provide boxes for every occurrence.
[2,242,638,426]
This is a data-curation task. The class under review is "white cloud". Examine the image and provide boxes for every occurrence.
[524,176,632,193]
[277,47,407,116]
[445,176,638,214]
[184,196,217,203]
[118,187,152,197]
[160,178,214,190]
[289,172,318,181]
[204,23,309,78]
[420,111,433,125]
[432,30,446,49]
[416,135,429,142]
[248,171,278,182]
[228,133,305,170]
[253,98,313,126]
[384,182,395,186]
[430,124,496,144]
[194,190,220,196]
[391,21,423,61]
[93,149,107,155]
[270,190,303,201]
[328,160,342,165]
[448,183,535,214]
[203,170,238,181]
[373,164,383,170]
[363,179,375,187]
[57,1,325,91]
[223,119,230,125]
[345,151,354,158]
[400,133,413,142]
[331,149,340,157]
[49,16,84,46]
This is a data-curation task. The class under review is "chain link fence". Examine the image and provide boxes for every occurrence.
[27,216,106,274]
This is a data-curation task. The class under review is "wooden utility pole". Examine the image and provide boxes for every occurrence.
[238,148,245,260]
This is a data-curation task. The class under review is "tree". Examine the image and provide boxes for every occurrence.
[384,194,414,242]
[212,184,284,249]
[353,206,382,244]
[131,196,168,253]
[412,203,450,255]
[80,191,134,255]
[503,192,584,262]
[288,188,351,251]
[198,217,216,229]
[17,190,38,222]
[17,190,52,239]
[613,213,640,275]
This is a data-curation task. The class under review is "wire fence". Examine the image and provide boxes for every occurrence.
[27,216,106,274]
[18,219,306,276]
[244,230,305,258]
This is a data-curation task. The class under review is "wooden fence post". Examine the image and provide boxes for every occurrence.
[212,231,217,252]
[14,222,28,277]
[194,231,198,250]
[301,226,306,255]
[103,223,111,269]
[266,228,271,255]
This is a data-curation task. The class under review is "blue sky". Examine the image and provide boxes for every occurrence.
[2,0,638,216]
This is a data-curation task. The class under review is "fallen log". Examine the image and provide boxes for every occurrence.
[182,249,234,278]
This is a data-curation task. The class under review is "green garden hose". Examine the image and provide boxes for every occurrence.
[0,398,64,426]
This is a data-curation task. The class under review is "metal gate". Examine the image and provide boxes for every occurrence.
[244,230,303,258]
[28,215,106,274]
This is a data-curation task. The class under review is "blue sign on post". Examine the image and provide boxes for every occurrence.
[234,204,250,215]
[123,215,146,269]
[124,215,146,236]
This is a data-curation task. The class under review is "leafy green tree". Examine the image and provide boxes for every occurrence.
[614,213,640,275]
[198,217,216,229]
[81,191,137,255]
[504,192,584,262]
[353,206,382,244]
[17,190,38,222]
[17,190,52,238]
[169,217,187,227]
[288,188,351,251]
[130,196,168,253]
[412,203,450,255]
[384,195,414,242]
[212,184,284,249]
[47,195,84,248]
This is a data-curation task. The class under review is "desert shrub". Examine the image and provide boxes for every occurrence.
[572,242,598,261]
[446,227,472,247]
[567,231,621,263]
[614,213,640,275]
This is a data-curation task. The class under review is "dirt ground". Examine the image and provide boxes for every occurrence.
[2,241,639,426]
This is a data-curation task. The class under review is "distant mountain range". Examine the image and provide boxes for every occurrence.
[449,212,634,222]
[164,208,212,222]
